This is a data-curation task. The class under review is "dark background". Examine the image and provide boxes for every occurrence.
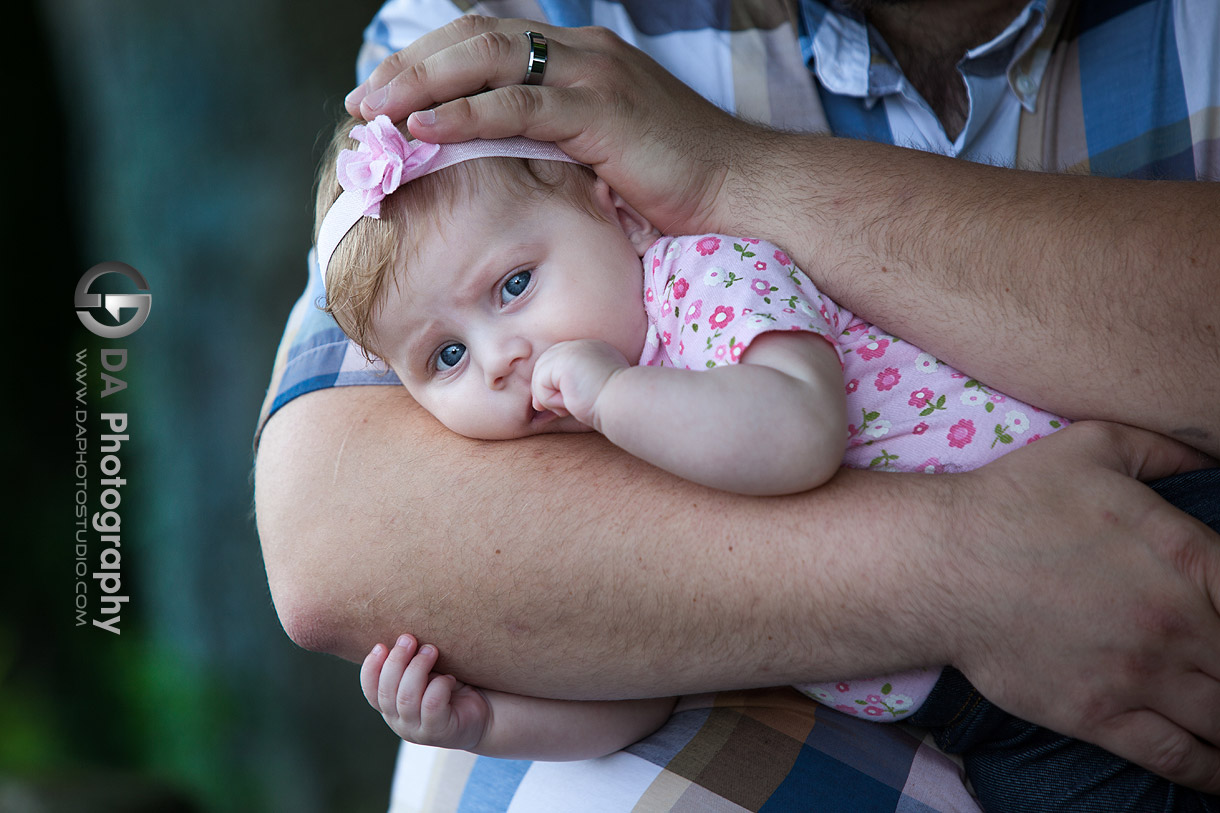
[5,1,403,810]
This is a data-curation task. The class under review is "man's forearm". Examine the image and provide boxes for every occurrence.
[727,133,1220,456]
[256,385,955,698]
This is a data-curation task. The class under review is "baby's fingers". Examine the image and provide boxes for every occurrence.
[377,634,419,720]
[360,642,390,710]
[397,643,442,725]
[418,674,458,737]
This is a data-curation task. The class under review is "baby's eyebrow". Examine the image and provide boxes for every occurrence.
[395,317,443,377]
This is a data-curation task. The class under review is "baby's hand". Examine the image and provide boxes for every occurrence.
[360,634,490,752]
[531,340,630,428]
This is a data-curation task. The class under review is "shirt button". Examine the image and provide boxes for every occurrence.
[1016,74,1036,96]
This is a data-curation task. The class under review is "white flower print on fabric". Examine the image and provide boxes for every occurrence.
[864,420,891,439]
[914,352,939,374]
[795,298,819,319]
[1005,410,1030,434]
[960,390,987,407]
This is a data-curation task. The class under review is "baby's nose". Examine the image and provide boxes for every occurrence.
[485,336,531,389]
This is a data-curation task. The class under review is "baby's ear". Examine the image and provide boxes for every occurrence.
[592,178,660,257]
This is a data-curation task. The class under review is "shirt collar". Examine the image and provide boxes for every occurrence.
[799,0,1060,111]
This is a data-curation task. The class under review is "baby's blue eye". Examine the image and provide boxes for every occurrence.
[501,270,531,303]
[435,343,465,371]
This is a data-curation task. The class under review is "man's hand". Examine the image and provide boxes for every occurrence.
[941,422,1220,792]
[343,15,757,236]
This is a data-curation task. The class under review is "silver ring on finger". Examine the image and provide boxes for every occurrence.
[523,30,548,86]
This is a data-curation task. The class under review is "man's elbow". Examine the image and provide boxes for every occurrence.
[254,405,363,661]
[266,575,344,655]
[257,513,351,657]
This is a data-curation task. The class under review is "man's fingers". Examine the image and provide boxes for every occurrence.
[1161,671,1220,745]
[349,15,508,114]
[1097,711,1220,794]
[369,15,560,91]
[1101,422,1217,481]
[361,31,522,121]
[354,17,585,124]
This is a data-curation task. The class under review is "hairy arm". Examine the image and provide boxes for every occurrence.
[256,384,1220,789]
[721,134,1220,457]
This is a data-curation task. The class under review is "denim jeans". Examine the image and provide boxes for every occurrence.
[910,469,1220,813]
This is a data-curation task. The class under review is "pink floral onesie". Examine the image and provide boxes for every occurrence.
[637,234,1068,722]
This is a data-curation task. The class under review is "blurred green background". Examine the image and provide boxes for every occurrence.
[6,1,404,810]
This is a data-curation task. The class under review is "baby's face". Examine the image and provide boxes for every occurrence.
[371,184,650,439]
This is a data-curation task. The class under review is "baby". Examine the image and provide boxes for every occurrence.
[317,113,1073,771]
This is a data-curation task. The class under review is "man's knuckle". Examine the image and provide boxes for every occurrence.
[584,25,622,48]
[451,14,493,38]
[1145,733,1195,781]
[469,31,517,64]
[497,85,542,119]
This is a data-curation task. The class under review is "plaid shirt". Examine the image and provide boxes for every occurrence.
[259,2,1219,810]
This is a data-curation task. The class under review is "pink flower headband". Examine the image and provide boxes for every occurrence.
[317,115,583,282]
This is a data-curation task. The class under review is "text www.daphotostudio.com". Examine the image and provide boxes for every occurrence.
[73,262,151,635]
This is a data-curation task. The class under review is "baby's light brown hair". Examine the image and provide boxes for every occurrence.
[315,117,605,361]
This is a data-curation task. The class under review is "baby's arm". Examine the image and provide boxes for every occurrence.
[532,331,847,495]
[361,634,676,761]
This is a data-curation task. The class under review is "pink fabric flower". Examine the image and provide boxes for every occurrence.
[773,248,791,266]
[740,237,759,244]
[695,236,721,256]
[859,338,890,360]
[750,278,771,296]
[846,378,859,393]
[947,419,976,448]
[912,422,929,435]
[709,305,735,329]
[835,705,859,715]
[336,115,440,217]
[730,342,744,362]
[874,367,901,392]
[684,300,703,324]
[836,682,851,692]
[1025,433,1044,445]
[673,277,689,299]
[662,330,672,345]
[714,344,727,359]
[645,287,654,302]
[754,260,767,271]
[908,388,934,408]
